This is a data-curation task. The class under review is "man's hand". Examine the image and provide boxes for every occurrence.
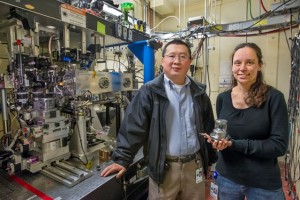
[100,163,126,179]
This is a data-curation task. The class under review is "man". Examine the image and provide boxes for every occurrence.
[101,39,217,200]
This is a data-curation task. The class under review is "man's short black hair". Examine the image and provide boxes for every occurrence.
[162,39,192,59]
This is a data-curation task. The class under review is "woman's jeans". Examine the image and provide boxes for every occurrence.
[216,174,285,200]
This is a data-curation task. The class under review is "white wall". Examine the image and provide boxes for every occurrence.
[151,0,294,106]
[151,0,298,196]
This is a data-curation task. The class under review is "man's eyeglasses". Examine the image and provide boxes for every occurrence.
[164,54,190,61]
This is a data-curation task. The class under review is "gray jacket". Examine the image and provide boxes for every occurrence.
[111,73,217,184]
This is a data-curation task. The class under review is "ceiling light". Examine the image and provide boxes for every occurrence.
[102,4,122,17]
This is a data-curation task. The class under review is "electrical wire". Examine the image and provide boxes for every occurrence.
[149,16,180,32]
[286,33,300,197]
[248,0,255,20]
[191,37,205,60]
[66,105,92,164]
[191,41,203,80]
[221,24,298,37]
[207,0,295,34]
[74,122,89,165]
[260,0,268,13]
[153,0,295,43]
[135,75,144,80]
[105,58,128,71]
[205,59,211,97]
[281,24,292,53]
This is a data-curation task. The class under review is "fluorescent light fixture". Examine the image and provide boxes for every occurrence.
[103,4,122,17]
[102,2,135,25]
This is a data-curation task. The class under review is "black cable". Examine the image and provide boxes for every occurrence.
[281,24,291,53]
[7,111,11,132]
[221,24,298,37]
[105,58,128,71]
[206,63,211,97]
[206,0,295,34]
[75,122,88,165]
[79,90,92,101]
[180,0,296,40]
[286,34,300,196]
[70,155,88,165]
[135,75,144,80]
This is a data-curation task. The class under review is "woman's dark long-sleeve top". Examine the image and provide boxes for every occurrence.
[216,87,289,190]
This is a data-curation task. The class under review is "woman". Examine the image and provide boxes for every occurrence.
[205,43,289,200]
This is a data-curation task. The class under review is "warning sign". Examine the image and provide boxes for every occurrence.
[60,4,86,28]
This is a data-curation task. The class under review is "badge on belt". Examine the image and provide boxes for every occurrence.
[195,160,203,183]
[210,171,218,199]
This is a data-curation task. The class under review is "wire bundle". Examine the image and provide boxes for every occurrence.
[286,32,300,199]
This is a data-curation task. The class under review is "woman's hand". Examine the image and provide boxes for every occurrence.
[202,133,232,151]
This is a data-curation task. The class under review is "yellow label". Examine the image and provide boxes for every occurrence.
[255,19,268,26]
[97,21,106,35]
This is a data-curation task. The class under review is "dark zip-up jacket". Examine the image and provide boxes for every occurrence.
[111,73,218,184]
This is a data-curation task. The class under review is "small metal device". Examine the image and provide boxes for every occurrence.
[210,119,228,141]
